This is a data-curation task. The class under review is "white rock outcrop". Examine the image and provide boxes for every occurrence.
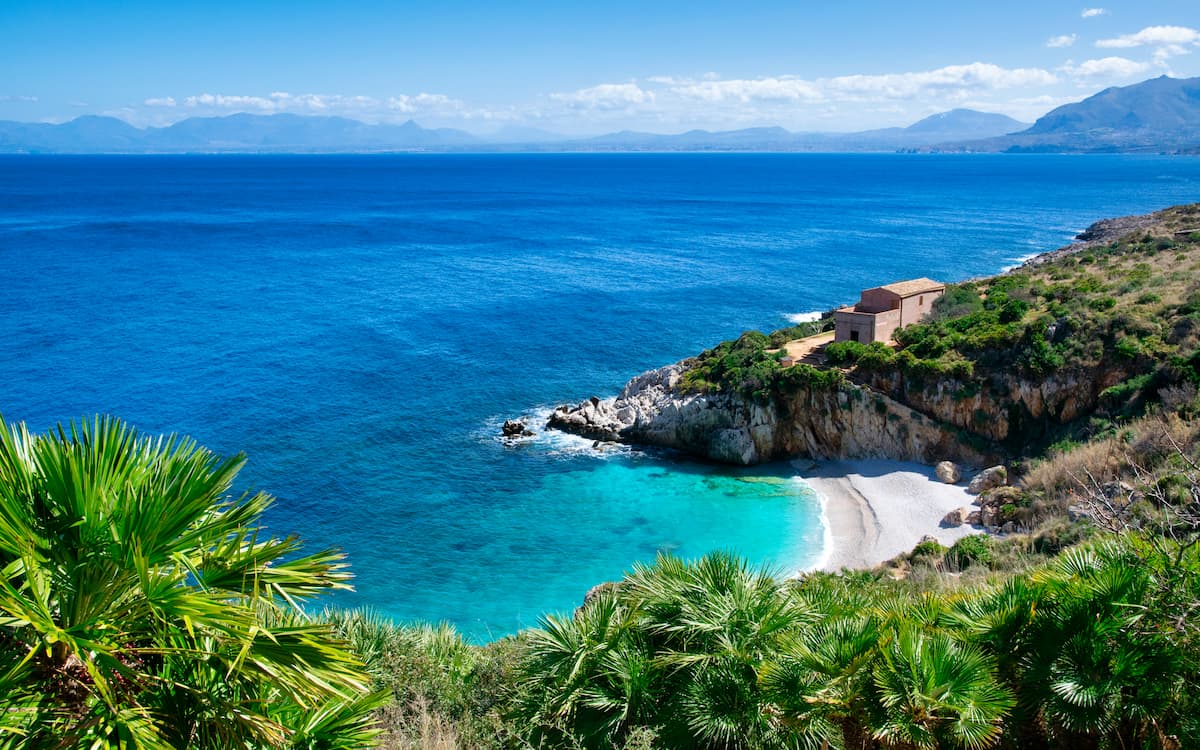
[548,361,991,466]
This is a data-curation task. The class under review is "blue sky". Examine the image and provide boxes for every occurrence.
[2,1,1198,134]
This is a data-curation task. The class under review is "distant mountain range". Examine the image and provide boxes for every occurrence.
[1,75,1197,154]
[937,75,1200,153]
[0,108,1028,154]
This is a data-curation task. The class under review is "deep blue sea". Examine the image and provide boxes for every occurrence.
[2,153,1198,639]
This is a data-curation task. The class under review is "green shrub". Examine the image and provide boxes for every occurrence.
[911,539,947,560]
[824,340,869,365]
[1115,336,1143,360]
[998,297,1029,324]
[947,535,993,569]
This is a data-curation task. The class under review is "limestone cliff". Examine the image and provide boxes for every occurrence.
[548,362,993,466]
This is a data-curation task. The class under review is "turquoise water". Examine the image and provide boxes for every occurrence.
[2,153,1198,639]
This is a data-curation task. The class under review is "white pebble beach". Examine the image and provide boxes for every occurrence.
[800,459,985,571]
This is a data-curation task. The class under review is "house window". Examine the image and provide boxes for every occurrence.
[919,295,924,306]
[850,330,860,342]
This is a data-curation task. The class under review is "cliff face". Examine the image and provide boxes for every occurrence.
[548,363,993,466]
[862,363,1131,450]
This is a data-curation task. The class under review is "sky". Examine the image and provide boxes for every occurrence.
[2,1,1198,135]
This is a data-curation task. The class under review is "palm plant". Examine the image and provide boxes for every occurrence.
[624,552,813,749]
[947,539,1194,750]
[871,627,1013,750]
[521,588,654,749]
[760,614,881,749]
[0,416,377,749]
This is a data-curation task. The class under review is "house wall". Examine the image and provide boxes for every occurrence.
[834,309,901,344]
[873,309,902,342]
[834,310,875,343]
[898,288,944,327]
[858,288,902,314]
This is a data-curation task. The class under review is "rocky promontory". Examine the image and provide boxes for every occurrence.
[548,203,1200,468]
[548,361,991,466]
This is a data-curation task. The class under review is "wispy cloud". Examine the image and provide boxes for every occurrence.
[0,95,38,103]
[1097,25,1199,48]
[142,91,474,121]
[673,77,821,103]
[1096,24,1200,64]
[1047,34,1077,48]
[550,83,655,111]
[1096,25,1200,64]
[1081,8,1108,18]
[1061,56,1152,80]
[536,62,1061,132]
[656,63,1057,106]
[818,63,1057,100]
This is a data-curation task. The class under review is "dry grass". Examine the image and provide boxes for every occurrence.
[1023,411,1200,502]
[376,697,463,750]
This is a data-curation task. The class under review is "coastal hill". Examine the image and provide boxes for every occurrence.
[942,74,1200,152]
[549,203,1200,471]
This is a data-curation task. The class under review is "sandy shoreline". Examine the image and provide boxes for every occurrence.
[798,459,983,571]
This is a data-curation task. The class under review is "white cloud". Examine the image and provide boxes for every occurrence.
[1047,34,1077,48]
[1097,25,1200,65]
[674,77,822,103]
[1097,25,1200,48]
[1081,8,1108,18]
[386,93,460,113]
[0,95,38,103]
[550,83,655,111]
[656,63,1056,108]
[164,91,469,120]
[820,62,1057,100]
[532,62,1064,133]
[184,93,277,110]
[1062,56,1153,79]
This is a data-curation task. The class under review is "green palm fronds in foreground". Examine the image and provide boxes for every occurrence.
[0,415,381,749]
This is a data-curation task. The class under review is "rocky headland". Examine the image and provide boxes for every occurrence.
[547,361,991,466]
[546,204,1200,471]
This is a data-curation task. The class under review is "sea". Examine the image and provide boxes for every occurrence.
[2,153,1198,640]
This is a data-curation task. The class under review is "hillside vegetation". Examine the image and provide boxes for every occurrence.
[682,204,1200,457]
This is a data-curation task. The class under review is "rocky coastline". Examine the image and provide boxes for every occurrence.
[543,211,1148,469]
[546,360,996,467]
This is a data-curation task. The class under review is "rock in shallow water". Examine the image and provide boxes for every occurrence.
[501,419,534,438]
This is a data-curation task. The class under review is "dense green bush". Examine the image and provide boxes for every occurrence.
[947,534,993,569]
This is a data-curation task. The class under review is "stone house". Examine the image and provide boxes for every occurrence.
[833,278,945,344]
